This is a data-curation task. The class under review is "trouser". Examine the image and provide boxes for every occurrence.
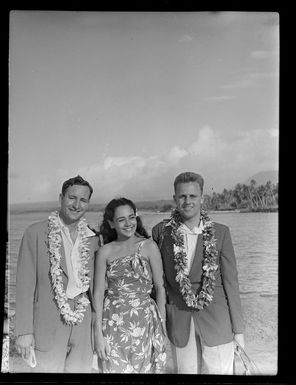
[171,316,234,374]
[33,308,93,373]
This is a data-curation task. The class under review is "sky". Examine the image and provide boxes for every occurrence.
[9,11,279,204]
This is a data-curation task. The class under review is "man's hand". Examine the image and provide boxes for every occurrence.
[16,334,35,360]
[234,333,245,349]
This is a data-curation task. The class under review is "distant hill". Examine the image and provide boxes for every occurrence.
[9,199,175,214]
[9,200,106,214]
[9,201,59,214]
[243,170,278,186]
[9,172,278,213]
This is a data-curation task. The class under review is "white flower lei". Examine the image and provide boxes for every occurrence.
[167,209,218,310]
[48,211,91,325]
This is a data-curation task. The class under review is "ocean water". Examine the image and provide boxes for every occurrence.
[7,210,278,308]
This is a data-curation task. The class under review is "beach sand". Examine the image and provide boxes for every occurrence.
[7,294,277,375]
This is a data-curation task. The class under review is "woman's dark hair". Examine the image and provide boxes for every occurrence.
[99,197,149,244]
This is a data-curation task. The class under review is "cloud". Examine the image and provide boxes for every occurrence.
[203,95,234,102]
[221,76,255,89]
[268,128,279,137]
[11,125,278,202]
[83,124,278,198]
[165,146,188,163]
[103,156,146,170]
[178,34,193,43]
[188,125,218,158]
[221,71,278,89]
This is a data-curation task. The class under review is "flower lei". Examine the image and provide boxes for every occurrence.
[48,211,91,325]
[167,208,218,310]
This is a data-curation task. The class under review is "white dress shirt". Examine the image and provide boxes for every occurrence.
[58,216,96,299]
[179,220,204,274]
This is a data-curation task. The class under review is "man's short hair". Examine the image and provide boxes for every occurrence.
[174,172,204,194]
[61,175,93,199]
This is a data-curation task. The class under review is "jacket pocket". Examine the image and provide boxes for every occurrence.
[166,303,192,348]
[33,303,57,352]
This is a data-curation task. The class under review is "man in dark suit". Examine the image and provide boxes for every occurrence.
[14,175,99,372]
[152,172,244,374]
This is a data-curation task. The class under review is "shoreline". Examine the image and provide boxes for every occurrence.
[9,208,278,215]
[7,294,277,374]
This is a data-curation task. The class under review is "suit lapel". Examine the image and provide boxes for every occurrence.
[45,224,68,279]
[188,233,203,279]
[59,236,68,278]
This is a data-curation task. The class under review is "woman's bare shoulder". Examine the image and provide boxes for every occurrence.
[142,238,160,254]
[98,242,116,258]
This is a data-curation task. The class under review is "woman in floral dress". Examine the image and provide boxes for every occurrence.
[94,198,167,373]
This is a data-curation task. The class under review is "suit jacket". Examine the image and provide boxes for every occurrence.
[152,220,244,347]
[14,219,99,351]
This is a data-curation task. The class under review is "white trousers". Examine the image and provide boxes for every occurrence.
[171,316,234,374]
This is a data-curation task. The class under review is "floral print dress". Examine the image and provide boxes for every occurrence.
[102,240,167,373]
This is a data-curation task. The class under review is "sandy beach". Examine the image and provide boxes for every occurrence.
[7,293,277,375]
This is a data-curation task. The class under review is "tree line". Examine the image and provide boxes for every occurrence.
[158,180,278,212]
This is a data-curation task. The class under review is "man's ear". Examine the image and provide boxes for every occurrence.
[201,195,204,204]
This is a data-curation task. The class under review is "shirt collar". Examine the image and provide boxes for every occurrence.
[180,220,204,235]
[57,215,96,237]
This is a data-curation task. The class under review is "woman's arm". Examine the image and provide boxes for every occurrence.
[93,246,110,361]
[145,240,166,324]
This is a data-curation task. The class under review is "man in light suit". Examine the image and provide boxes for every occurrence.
[152,172,244,374]
[14,175,99,372]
